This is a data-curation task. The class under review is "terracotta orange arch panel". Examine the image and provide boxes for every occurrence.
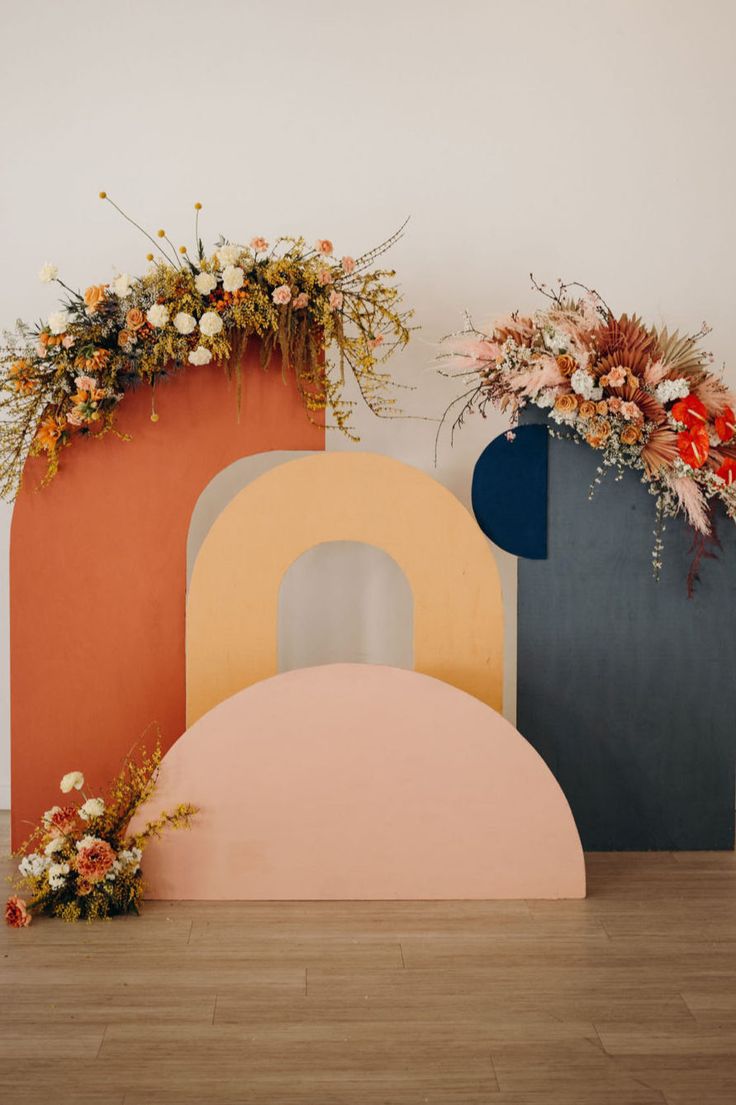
[134,664,585,899]
[186,452,504,724]
[10,351,324,846]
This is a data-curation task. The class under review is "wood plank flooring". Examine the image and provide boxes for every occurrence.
[2,813,735,1104]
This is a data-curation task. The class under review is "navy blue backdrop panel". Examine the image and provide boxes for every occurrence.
[472,424,547,559]
[516,409,736,851]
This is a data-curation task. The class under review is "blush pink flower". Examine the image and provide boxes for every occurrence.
[250,237,269,252]
[317,269,333,286]
[315,239,333,256]
[5,896,31,928]
[341,256,356,274]
[272,285,292,305]
[292,293,309,309]
[620,401,643,422]
[605,365,627,388]
[75,837,116,883]
[61,334,75,349]
[329,290,343,310]
[607,396,623,413]
[369,334,385,349]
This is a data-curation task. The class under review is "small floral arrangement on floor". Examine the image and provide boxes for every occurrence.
[5,744,196,925]
[0,194,412,498]
[441,278,736,585]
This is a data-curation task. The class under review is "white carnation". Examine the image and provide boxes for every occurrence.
[19,853,50,878]
[79,797,105,821]
[44,836,66,856]
[655,378,690,404]
[194,271,217,295]
[48,310,70,335]
[221,265,244,292]
[216,243,241,267]
[118,846,143,873]
[173,311,197,335]
[48,862,70,889]
[39,262,58,283]
[188,345,213,366]
[60,770,84,793]
[146,304,169,328]
[198,311,223,337]
[112,272,133,298]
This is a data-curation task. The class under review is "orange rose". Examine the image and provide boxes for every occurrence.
[83,284,106,313]
[126,308,145,331]
[117,330,132,348]
[556,354,576,377]
[555,393,578,414]
[596,400,609,415]
[578,401,596,420]
[620,424,642,446]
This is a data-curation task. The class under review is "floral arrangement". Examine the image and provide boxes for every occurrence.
[0,194,412,498]
[442,279,736,583]
[5,745,195,925]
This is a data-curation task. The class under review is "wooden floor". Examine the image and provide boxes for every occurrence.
[2,814,736,1104]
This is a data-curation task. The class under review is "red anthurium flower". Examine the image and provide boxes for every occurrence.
[716,457,736,485]
[677,425,709,468]
[671,395,708,428]
[715,406,736,443]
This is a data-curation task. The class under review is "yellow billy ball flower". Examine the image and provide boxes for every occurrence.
[179,245,187,254]
[98,191,107,199]
[146,252,154,261]
[150,412,160,423]
[194,202,202,210]
[157,229,165,238]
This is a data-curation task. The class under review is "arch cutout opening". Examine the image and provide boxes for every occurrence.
[278,541,414,673]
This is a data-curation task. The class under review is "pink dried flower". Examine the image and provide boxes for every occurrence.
[317,269,333,286]
[272,285,292,305]
[315,239,333,256]
[606,365,627,388]
[369,334,384,349]
[292,293,309,309]
[250,237,269,252]
[620,401,642,421]
[329,290,343,310]
[341,256,356,274]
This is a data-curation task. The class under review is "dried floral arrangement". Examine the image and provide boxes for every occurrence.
[5,745,196,925]
[0,195,412,498]
[441,279,736,583]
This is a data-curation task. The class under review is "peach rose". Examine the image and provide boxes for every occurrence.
[75,838,116,883]
[83,284,106,313]
[620,424,642,445]
[556,354,576,377]
[250,237,269,251]
[272,285,292,306]
[117,330,133,348]
[596,400,609,415]
[315,239,333,256]
[578,401,596,420]
[607,397,622,413]
[604,365,627,388]
[620,401,642,421]
[125,308,146,331]
[329,290,343,310]
[587,418,612,448]
[292,292,309,309]
[317,268,333,286]
[555,393,578,414]
[341,256,356,274]
[5,896,31,928]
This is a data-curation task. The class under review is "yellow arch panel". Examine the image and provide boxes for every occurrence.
[186,452,503,724]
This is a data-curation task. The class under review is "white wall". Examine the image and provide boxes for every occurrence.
[1,0,734,805]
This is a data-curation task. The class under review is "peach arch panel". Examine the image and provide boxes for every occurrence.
[186,452,504,723]
[134,664,585,899]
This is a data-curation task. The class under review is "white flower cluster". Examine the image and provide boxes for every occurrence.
[571,368,603,401]
[112,272,133,298]
[18,853,50,878]
[541,325,569,357]
[655,378,690,404]
[536,389,557,409]
[106,846,143,882]
[48,862,70,889]
[79,797,105,821]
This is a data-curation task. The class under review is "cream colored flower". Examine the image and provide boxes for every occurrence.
[188,345,213,365]
[48,310,69,335]
[198,311,223,337]
[39,262,58,283]
[222,265,244,292]
[216,244,241,267]
[79,797,105,821]
[272,285,292,305]
[194,271,217,296]
[146,304,169,328]
[44,836,66,856]
[173,311,197,335]
[112,272,133,298]
[60,771,84,793]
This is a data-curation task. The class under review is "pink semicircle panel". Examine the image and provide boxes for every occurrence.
[133,664,585,900]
